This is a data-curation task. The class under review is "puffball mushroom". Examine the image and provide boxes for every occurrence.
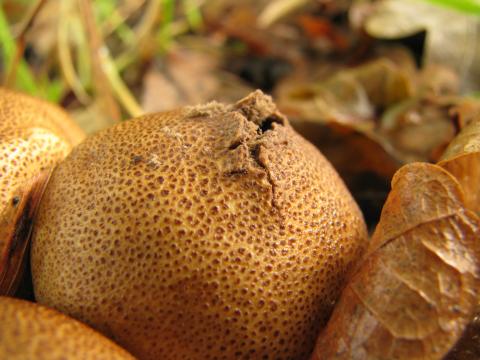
[0,296,134,359]
[32,90,367,359]
[0,88,84,295]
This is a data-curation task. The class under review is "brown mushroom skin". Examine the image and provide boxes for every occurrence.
[0,296,135,359]
[0,88,84,296]
[32,91,367,360]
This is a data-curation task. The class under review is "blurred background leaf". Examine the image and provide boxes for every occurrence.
[358,0,480,93]
[0,6,39,96]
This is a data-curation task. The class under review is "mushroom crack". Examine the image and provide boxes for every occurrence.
[257,116,283,134]
[249,143,278,211]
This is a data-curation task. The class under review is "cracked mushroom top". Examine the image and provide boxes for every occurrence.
[32,90,368,360]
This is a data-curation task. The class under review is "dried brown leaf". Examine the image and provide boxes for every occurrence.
[437,115,480,358]
[367,162,466,253]
[379,96,459,163]
[439,154,480,216]
[439,116,480,159]
[311,163,480,360]
[438,116,480,214]
[277,57,414,125]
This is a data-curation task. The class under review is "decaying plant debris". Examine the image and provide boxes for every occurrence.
[312,115,480,359]
[312,162,480,359]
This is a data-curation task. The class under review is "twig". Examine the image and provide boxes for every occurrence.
[100,47,143,118]
[58,1,91,104]
[113,0,162,72]
[102,0,146,38]
[135,0,162,40]
[78,0,121,123]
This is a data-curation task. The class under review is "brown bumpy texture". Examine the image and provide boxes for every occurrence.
[0,296,134,359]
[32,91,368,360]
[0,88,84,268]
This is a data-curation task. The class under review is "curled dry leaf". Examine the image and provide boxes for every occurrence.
[438,116,480,215]
[311,163,480,360]
[277,55,464,164]
[357,0,480,93]
[277,57,414,125]
[366,162,472,253]
[439,114,480,358]
[379,95,459,163]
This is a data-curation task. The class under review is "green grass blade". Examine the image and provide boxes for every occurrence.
[183,0,203,30]
[0,5,39,95]
[157,0,175,51]
[420,0,480,15]
[40,77,64,103]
